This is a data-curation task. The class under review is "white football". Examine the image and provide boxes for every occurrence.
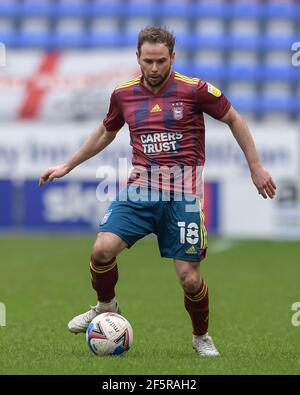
[86,312,133,356]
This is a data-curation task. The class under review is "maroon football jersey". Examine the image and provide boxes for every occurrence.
[103,71,231,195]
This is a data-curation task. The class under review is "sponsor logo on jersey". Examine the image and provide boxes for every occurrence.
[140,131,183,155]
[172,102,184,120]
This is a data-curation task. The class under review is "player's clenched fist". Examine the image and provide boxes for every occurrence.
[39,164,70,187]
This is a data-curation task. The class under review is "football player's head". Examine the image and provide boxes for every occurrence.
[137,26,176,88]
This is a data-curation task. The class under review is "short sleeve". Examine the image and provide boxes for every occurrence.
[196,81,231,120]
[103,90,125,132]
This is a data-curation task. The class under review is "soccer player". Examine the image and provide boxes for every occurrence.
[39,26,276,356]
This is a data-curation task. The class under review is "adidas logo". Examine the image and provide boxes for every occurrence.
[150,104,162,113]
[185,245,197,254]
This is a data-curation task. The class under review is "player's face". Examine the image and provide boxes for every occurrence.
[137,42,175,91]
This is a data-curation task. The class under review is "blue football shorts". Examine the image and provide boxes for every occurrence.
[99,185,207,262]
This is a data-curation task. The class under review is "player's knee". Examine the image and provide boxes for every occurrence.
[183,279,199,294]
[179,272,200,294]
[179,270,201,293]
[92,241,115,263]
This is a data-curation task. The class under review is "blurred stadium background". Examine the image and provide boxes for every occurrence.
[0,0,299,237]
[0,0,300,375]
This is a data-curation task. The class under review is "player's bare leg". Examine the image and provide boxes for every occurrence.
[174,259,219,356]
[68,232,127,334]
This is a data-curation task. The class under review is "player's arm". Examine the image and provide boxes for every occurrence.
[39,123,119,186]
[220,106,276,199]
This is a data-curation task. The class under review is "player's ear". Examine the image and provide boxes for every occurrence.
[171,52,176,65]
[136,51,141,65]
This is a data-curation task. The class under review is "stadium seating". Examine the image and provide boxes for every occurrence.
[0,0,299,118]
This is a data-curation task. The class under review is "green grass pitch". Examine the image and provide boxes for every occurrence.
[0,235,299,375]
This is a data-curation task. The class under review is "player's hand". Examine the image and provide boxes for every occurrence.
[250,164,277,199]
[39,164,69,187]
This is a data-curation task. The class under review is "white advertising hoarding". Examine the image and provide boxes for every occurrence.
[1,120,299,238]
[222,179,300,239]
[0,121,132,180]
[0,120,298,181]
[205,119,300,238]
[0,50,138,121]
[204,118,299,179]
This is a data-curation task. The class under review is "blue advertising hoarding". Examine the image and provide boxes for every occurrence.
[0,180,13,228]
[0,179,220,233]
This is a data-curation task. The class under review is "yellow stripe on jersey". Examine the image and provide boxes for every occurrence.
[174,77,199,85]
[118,76,141,85]
[175,72,199,83]
[175,76,199,85]
[174,72,200,85]
[115,76,141,90]
[115,81,140,90]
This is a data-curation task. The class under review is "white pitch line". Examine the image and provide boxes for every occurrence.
[209,239,239,254]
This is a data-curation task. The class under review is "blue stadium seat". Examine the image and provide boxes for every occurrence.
[0,0,299,117]
[21,16,49,34]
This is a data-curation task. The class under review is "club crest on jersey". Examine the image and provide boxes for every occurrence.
[172,102,184,120]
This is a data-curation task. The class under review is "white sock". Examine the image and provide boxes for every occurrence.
[96,298,116,309]
[194,332,208,339]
